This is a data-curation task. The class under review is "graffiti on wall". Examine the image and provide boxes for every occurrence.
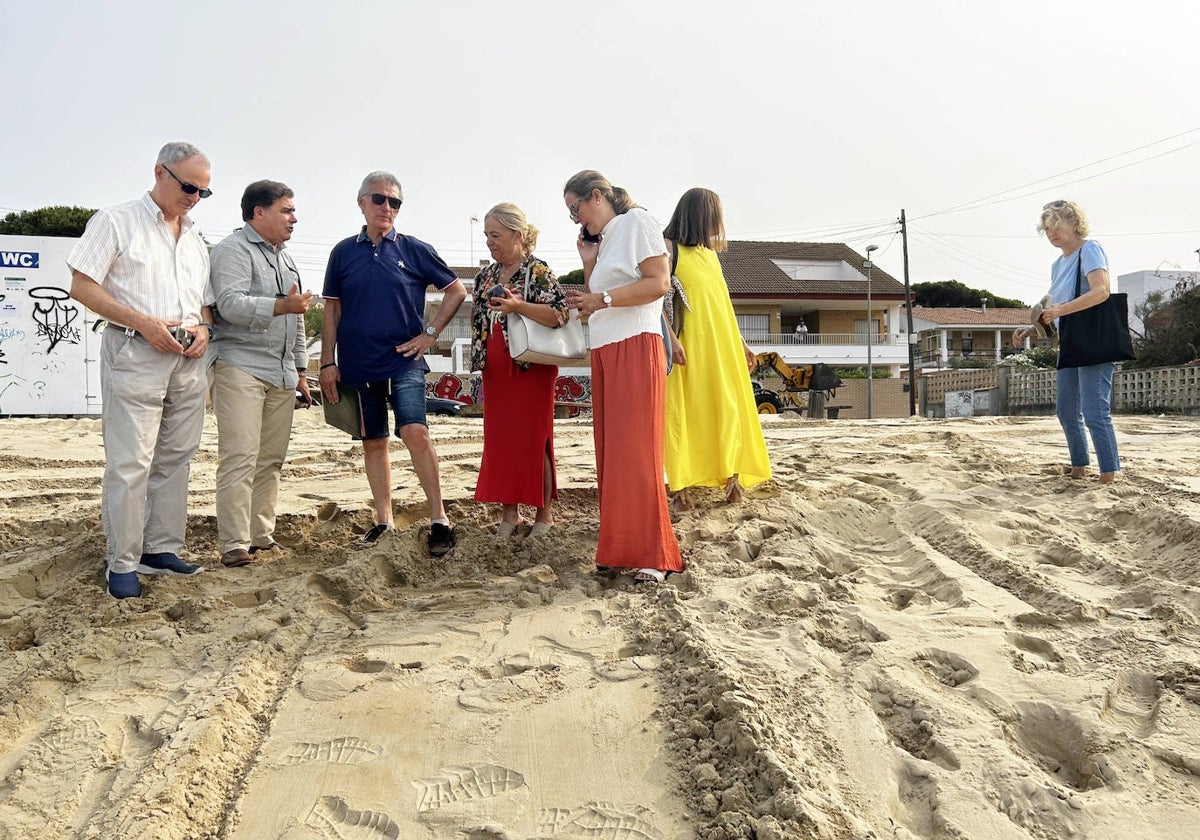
[427,372,593,417]
[28,286,80,353]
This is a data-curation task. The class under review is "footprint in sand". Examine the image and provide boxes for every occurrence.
[891,760,963,840]
[282,737,384,766]
[304,795,400,839]
[411,764,525,813]
[1100,670,1161,738]
[537,802,661,839]
[1003,701,1117,791]
[1004,632,1065,673]
[868,680,961,771]
[915,649,979,688]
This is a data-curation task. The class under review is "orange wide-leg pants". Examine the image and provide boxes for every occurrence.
[591,332,684,572]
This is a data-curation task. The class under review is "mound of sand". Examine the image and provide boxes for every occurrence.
[1,410,1198,839]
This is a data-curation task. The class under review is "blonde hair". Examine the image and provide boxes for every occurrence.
[485,202,538,254]
[1038,199,1090,238]
[563,170,635,214]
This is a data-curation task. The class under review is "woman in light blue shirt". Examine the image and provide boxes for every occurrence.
[1014,200,1120,483]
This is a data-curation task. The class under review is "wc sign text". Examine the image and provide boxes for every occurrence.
[0,252,39,269]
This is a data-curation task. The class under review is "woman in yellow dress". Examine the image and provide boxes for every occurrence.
[663,188,771,510]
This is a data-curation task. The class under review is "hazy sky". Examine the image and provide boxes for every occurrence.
[3,0,1198,304]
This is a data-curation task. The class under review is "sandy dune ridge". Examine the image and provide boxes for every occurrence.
[0,411,1198,839]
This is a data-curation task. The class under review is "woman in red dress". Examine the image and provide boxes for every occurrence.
[470,203,570,536]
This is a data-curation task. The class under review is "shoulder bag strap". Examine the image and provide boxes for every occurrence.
[1074,245,1085,298]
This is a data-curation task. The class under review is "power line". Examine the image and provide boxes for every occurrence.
[914,228,1200,239]
[912,127,1200,221]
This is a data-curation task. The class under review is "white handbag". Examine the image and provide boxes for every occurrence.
[505,264,587,366]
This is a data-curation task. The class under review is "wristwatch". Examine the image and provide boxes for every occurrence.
[602,291,613,308]
[424,325,438,338]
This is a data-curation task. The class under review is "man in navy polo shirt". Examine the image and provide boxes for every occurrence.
[319,171,467,555]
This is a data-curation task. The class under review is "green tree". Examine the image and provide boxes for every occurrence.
[913,279,1025,309]
[558,268,584,286]
[0,206,98,237]
[1128,280,1200,368]
[304,304,324,342]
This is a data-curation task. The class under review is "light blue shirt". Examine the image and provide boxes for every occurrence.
[1048,239,1107,309]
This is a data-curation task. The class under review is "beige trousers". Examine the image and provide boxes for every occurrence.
[100,330,207,574]
[211,361,296,553]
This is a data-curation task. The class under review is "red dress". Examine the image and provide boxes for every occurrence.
[474,325,558,506]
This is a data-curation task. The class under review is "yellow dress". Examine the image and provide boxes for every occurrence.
[665,245,772,492]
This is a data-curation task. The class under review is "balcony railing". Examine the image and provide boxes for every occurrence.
[745,332,908,347]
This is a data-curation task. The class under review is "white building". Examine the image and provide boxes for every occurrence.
[1118,270,1200,337]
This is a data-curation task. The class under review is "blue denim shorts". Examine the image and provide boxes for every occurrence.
[356,369,427,440]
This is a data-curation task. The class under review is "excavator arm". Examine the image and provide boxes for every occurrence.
[753,352,843,394]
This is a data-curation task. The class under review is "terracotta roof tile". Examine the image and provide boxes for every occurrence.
[911,306,1032,326]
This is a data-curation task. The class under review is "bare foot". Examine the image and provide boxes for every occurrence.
[1069,467,1087,479]
[671,489,693,513]
[724,476,744,504]
[1099,472,1116,484]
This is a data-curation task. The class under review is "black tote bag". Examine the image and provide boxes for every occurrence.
[1056,250,1135,369]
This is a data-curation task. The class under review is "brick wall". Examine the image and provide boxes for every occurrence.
[823,377,910,419]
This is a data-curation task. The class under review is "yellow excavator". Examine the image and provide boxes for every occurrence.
[751,352,844,415]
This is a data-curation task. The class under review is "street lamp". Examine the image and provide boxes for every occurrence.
[864,244,878,419]
[469,216,479,265]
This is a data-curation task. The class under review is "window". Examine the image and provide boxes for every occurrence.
[736,314,769,342]
[854,318,880,344]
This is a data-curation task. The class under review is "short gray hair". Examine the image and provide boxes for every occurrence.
[358,170,403,198]
[156,141,209,167]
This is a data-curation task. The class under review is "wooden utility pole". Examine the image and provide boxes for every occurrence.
[900,209,917,415]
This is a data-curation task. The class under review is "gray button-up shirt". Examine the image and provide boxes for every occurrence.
[209,224,307,389]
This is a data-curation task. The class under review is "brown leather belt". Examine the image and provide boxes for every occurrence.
[105,322,143,338]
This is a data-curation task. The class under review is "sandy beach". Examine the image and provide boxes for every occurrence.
[1,410,1198,840]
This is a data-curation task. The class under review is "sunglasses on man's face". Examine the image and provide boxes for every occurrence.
[368,193,402,210]
[162,164,212,199]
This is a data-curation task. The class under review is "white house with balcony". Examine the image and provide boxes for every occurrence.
[718,240,911,374]
[910,305,1031,369]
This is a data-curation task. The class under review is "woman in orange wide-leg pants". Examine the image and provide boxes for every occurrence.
[591,333,683,573]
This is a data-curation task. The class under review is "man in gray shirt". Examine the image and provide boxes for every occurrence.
[209,180,312,567]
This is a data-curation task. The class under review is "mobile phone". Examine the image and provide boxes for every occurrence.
[580,225,601,244]
[487,285,506,298]
[173,325,194,349]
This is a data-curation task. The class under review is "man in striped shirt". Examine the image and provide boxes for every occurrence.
[68,141,216,599]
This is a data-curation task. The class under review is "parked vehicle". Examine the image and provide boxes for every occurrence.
[751,353,843,415]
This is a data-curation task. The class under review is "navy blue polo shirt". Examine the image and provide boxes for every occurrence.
[323,227,457,384]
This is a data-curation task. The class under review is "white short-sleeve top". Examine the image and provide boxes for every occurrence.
[585,207,667,350]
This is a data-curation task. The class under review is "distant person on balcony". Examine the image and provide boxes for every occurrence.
[661,187,772,512]
[469,203,569,538]
[1012,199,1120,484]
[563,169,683,583]
[319,171,467,554]
[795,320,808,343]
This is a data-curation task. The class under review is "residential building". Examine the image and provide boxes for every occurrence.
[719,240,910,373]
[1117,269,1200,336]
[910,305,1031,369]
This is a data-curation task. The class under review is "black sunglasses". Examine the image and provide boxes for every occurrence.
[162,164,212,199]
[369,193,402,210]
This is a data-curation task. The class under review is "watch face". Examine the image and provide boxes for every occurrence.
[425,326,437,336]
